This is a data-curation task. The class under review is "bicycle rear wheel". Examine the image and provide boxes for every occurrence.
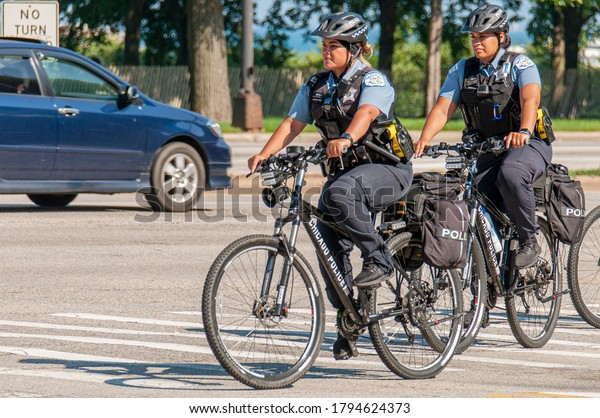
[368,232,463,379]
[568,205,600,328]
[506,217,562,348]
[202,235,325,389]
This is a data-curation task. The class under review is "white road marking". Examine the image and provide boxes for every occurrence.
[0,332,215,355]
[0,346,141,363]
[50,313,200,327]
[0,319,202,338]
[0,312,597,380]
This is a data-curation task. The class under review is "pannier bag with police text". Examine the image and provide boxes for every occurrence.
[545,164,585,244]
[419,173,469,269]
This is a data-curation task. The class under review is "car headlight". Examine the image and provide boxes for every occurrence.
[207,120,223,138]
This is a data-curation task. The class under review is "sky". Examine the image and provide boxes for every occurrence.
[255,0,533,53]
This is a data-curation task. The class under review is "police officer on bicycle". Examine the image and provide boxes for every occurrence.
[414,4,552,269]
[248,11,413,360]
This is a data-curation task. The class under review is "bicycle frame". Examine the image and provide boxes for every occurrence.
[259,160,365,325]
[460,154,563,299]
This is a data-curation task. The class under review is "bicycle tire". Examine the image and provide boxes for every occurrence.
[506,217,562,348]
[368,232,463,379]
[202,234,325,389]
[568,205,600,328]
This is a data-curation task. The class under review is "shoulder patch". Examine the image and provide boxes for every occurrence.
[514,55,535,71]
[448,63,459,74]
[364,72,386,87]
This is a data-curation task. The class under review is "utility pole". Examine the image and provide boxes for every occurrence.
[232,0,263,131]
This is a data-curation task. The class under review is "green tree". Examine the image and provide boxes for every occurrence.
[529,0,599,115]
[60,0,146,64]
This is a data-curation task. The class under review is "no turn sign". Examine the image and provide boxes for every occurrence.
[1,1,59,46]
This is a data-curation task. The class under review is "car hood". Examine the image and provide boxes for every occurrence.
[138,93,212,125]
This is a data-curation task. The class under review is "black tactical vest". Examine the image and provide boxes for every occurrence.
[460,51,521,139]
[307,68,391,142]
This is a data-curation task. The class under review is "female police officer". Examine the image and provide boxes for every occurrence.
[248,12,413,360]
[414,4,552,269]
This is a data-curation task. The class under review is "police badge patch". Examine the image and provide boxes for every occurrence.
[342,87,357,102]
[514,55,535,70]
[364,72,386,87]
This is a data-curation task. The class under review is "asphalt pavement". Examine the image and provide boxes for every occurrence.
[0,131,598,400]
[0,191,598,399]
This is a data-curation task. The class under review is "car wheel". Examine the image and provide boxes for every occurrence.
[148,142,206,212]
[27,193,78,208]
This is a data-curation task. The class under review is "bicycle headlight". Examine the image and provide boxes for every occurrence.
[262,186,289,208]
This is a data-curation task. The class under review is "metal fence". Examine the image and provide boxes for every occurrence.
[112,65,600,119]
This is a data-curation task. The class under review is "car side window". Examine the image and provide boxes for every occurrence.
[40,56,118,100]
[0,55,41,95]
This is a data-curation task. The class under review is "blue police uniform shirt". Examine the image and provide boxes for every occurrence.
[288,60,395,125]
[439,48,541,105]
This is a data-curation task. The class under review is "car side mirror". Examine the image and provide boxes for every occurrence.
[117,85,138,109]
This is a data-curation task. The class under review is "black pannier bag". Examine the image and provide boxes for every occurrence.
[544,164,585,244]
[417,173,469,269]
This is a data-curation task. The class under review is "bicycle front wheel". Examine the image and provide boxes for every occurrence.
[568,205,600,328]
[506,217,562,348]
[202,235,325,389]
[368,232,463,379]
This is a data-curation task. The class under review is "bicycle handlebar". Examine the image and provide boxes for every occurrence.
[422,135,507,159]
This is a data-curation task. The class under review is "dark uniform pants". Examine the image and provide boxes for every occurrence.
[475,139,552,242]
[316,162,413,309]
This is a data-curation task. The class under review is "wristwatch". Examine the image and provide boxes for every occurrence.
[518,128,532,138]
[340,133,353,145]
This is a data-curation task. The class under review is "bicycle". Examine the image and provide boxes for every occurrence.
[568,204,600,328]
[385,137,567,352]
[202,145,463,389]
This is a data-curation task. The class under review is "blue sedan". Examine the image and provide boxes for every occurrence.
[0,38,231,211]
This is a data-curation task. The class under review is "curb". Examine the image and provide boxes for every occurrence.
[223,131,599,144]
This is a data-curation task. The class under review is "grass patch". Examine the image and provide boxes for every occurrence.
[220,117,600,133]
[571,168,600,176]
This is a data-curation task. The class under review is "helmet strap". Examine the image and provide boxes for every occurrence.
[345,44,363,69]
[333,43,363,81]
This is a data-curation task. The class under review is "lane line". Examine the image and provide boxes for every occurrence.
[0,346,141,363]
[0,320,202,338]
[50,313,200,327]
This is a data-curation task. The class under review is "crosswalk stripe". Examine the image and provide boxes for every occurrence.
[0,319,202,338]
[51,313,200,327]
[0,332,215,355]
[0,346,141,363]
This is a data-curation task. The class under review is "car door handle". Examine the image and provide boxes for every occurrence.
[58,107,80,116]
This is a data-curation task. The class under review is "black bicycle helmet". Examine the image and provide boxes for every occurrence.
[462,4,509,33]
[311,12,368,45]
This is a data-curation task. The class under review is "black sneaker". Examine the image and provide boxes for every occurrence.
[354,260,391,288]
[514,239,541,269]
[481,308,490,328]
[333,334,356,360]
[463,302,477,329]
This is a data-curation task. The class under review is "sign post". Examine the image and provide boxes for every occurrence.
[1,1,59,46]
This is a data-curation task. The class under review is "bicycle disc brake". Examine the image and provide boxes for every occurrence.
[252,295,287,328]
